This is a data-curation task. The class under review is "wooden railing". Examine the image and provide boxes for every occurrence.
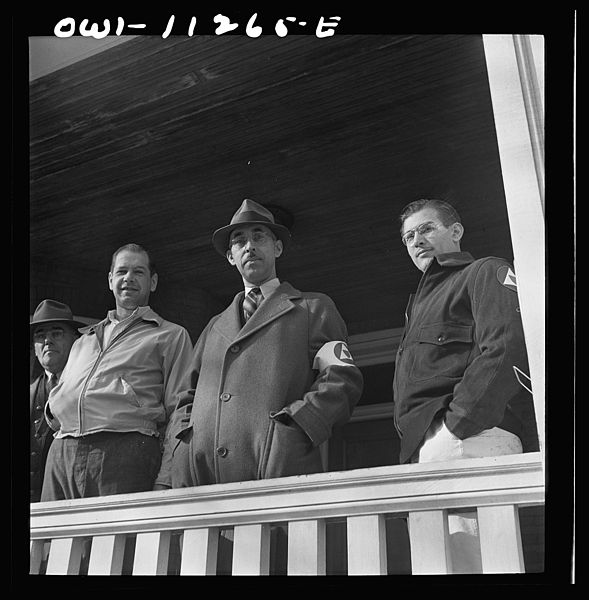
[30,452,544,575]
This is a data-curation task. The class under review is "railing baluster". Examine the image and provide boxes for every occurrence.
[408,510,451,574]
[133,531,172,575]
[87,533,126,575]
[45,537,85,575]
[180,527,219,575]
[29,454,545,577]
[347,514,387,575]
[287,519,326,575]
[478,505,525,573]
[232,523,271,575]
[30,539,46,574]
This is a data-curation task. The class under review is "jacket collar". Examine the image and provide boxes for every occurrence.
[214,281,302,344]
[79,306,162,336]
[433,251,475,269]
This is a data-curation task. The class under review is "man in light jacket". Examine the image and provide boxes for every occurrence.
[161,199,363,488]
[42,243,194,500]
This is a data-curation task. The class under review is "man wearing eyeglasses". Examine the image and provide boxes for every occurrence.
[30,300,84,502]
[392,198,538,573]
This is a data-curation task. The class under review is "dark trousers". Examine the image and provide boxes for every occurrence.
[41,431,161,501]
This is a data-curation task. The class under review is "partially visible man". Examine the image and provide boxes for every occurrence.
[41,243,194,501]
[392,198,538,574]
[30,300,83,502]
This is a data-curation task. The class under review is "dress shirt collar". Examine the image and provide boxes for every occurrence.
[44,370,62,381]
[244,278,280,301]
[107,305,151,325]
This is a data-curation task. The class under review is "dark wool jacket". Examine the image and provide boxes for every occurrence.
[392,252,537,464]
[30,375,54,502]
[163,281,363,487]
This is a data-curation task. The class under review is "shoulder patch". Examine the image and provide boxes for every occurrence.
[497,265,518,292]
[313,341,356,371]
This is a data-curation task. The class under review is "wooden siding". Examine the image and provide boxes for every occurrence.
[29,34,515,339]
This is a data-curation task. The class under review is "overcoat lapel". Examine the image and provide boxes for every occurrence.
[30,376,43,416]
[213,282,302,346]
[213,292,246,345]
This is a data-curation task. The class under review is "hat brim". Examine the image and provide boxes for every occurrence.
[212,221,291,256]
[30,318,87,332]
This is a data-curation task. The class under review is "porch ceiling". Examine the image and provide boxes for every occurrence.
[29,34,514,336]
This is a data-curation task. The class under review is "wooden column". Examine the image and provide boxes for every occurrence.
[483,34,546,462]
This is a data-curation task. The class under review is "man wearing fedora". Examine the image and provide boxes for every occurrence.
[41,243,194,501]
[30,299,84,502]
[161,199,363,490]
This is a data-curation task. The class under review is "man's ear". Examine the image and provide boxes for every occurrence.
[108,272,114,291]
[274,239,284,258]
[150,273,159,292]
[226,249,236,266]
[451,222,464,242]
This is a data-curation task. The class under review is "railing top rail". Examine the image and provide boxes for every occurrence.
[30,453,544,540]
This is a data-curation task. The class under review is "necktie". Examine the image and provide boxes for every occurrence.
[243,287,262,323]
[47,373,58,394]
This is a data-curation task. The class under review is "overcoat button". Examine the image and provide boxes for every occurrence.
[230,345,240,353]
[220,393,231,401]
[216,447,228,457]
[437,335,445,342]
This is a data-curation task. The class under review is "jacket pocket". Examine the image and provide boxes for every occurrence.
[172,423,193,458]
[409,322,473,382]
[120,376,142,407]
[260,413,322,480]
[258,417,276,480]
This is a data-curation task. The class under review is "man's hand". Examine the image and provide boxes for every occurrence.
[153,483,171,491]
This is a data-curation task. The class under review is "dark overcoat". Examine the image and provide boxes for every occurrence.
[164,281,363,486]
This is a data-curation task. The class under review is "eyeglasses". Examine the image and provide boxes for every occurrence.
[230,231,274,249]
[33,328,66,343]
[401,221,441,246]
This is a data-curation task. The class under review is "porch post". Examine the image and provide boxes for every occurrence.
[482,34,546,461]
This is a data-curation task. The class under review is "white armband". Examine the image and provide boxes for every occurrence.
[312,341,356,371]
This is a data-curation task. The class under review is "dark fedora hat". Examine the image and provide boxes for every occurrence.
[30,299,86,333]
[212,199,292,256]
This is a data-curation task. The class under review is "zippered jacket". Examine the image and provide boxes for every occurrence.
[46,307,194,450]
[392,252,537,463]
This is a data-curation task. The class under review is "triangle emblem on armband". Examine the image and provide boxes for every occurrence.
[497,265,518,292]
